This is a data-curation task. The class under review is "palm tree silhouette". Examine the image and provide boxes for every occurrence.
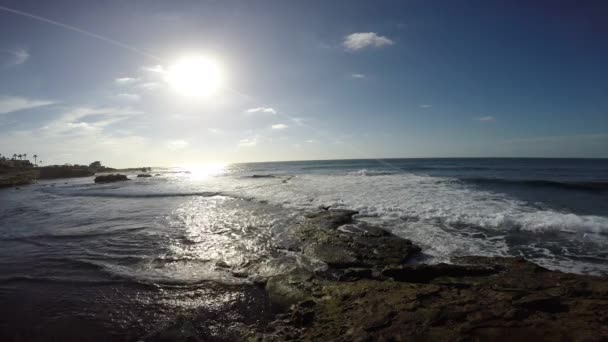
[12,154,17,160]
[33,154,38,167]
[18,154,22,160]
[23,153,27,161]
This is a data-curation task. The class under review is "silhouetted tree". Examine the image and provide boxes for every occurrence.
[33,154,38,166]
[89,161,102,169]
[18,154,22,160]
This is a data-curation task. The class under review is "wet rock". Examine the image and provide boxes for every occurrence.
[338,222,390,237]
[137,173,152,178]
[382,263,500,283]
[338,268,375,282]
[265,269,314,309]
[513,294,567,313]
[303,209,358,230]
[250,209,608,342]
[250,174,276,178]
[94,174,128,183]
[303,243,358,268]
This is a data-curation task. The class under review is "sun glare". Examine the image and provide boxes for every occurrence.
[185,163,227,180]
[166,56,223,97]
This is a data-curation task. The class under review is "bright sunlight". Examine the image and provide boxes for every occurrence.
[166,56,223,97]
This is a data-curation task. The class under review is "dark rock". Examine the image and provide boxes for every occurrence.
[137,173,152,178]
[304,243,358,268]
[338,268,374,281]
[338,222,390,237]
[513,294,567,313]
[38,166,94,179]
[265,269,314,309]
[250,209,608,342]
[382,263,500,282]
[94,174,128,183]
[250,174,276,178]
[254,257,608,341]
[303,209,358,230]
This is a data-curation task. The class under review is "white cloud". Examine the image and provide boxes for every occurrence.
[271,123,288,130]
[350,73,366,79]
[305,139,318,143]
[419,104,432,108]
[167,139,189,150]
[291,117,307,126]
[115,77,138,85]
[207,128,223,134]
[116,93,141,101]
[2,48,29,67]
[0,95,55,114]
[139,82,162,90]
[343,32,394,51]
[238,137,258,147]
[476,116,495,122]
[245,107,277,114]
[142,65,166,73]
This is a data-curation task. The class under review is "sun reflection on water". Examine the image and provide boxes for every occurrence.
[182,163,227,180]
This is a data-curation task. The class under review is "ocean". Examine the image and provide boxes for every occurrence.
[1,158,607,340]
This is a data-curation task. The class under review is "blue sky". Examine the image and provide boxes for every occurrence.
[0,0,607,167]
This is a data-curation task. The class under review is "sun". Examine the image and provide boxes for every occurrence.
[166,56,223,97]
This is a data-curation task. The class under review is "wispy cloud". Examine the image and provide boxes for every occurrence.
[305,139,318,143]
[2,48,29,67]
[167,139,189,150]
[115,93,141,101]
[350,73,366,79]
[343,32,394,51]
[419,104,432,108]
[142,64,166,73]
[0,95,55,114]
[291,117,307,126]
[238,137,258,147]
[138,82,161,90]
[475,116,495,122]
[271,123,288,130]
[207,128,223,134]
[37,106,143,138]
[245,107,277,114]
[114,77,138,85]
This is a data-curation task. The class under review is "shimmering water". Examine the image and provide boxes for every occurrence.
[1,158,607,340]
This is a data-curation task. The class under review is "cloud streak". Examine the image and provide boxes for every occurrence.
[271,123,288,130]
[238,137,258,147]
[343,32,393,51]
[115,93,141,101]
[245,107,277,114]
[115,77,138,85]
[476,116,495,122]
[0,95,55,114]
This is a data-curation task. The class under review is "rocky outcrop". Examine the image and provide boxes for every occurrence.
[0,171,37,188]
[248,208,608,341]
[38,166,94,179]
[94,174,128,183]
[137,173,152,178]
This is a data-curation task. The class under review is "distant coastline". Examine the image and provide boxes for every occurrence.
[0,157,151,188]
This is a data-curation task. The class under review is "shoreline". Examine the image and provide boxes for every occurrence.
[244,208,608,341]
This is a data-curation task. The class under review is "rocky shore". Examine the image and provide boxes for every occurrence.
[247,209,608,341]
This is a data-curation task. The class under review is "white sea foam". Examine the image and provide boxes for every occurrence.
[208,173,608,235]
[195,171,608,274]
